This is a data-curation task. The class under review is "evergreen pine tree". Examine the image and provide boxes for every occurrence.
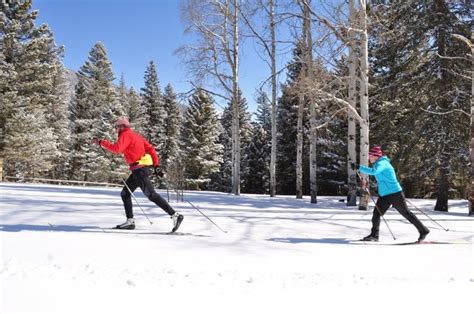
[69,42,122,182]
[211,89,252,192]
[369,0,471,207]
[241,91,272,193]
[276,84,304,195]
[211,105,233,192]
[0,1,63,178]
[310,59,348,196]
[161,84,181,171]
[47,64,72,180]
[69,78,97,181]
[315,114,347,195]
[125,87,147,135]
[255,90,272,140]
[180,89,223,189]
[117,74,147,136]
[276,44,305,195]
[117,75,147,134]
[244,122,271,194]
[141,61,166,149]
[0,49,17,159]
[117,74,128,116]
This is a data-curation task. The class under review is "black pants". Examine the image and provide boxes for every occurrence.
[121,167,175,219]
[371,191,428,236]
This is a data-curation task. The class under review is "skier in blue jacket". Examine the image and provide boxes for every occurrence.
[356,146,429,242]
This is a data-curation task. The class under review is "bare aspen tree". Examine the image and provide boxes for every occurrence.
[296,90,304,198]
[471,40,473,216]
[239,0,279,197]
[231,0,241,195]
[470,39,474,216]
[269,0,278,197]
[178,0,242,195]
[346,0,358,206]
[451,34,473,215]
[302,0,317,203]
[305,1,368,207]
[294,0,316,201]
[296,1,306,199]
[357,0,369,211]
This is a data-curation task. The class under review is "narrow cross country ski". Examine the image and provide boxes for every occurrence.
[348,239,471,245]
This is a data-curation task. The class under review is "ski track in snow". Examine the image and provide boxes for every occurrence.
[0,182,473,314]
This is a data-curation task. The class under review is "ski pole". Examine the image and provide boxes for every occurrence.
[366,188,397,240]
[121,177,153,225]
[405,198,450,231]
[187,200,228,234]
[356,170,397,240]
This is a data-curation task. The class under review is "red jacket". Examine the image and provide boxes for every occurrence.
[100,128,160,169]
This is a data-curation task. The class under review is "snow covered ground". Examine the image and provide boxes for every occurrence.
[1,182,473,314]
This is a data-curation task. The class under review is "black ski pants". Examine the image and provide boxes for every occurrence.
[121,167,175,219]
[371,191,428,236]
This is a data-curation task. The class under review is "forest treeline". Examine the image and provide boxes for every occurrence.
[0,1,471,212]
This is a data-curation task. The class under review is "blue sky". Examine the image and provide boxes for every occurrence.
[33,0,277,112]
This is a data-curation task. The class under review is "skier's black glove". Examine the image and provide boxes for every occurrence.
[154,167,164,177]
[91,137,102,146]
[350,162,359,171]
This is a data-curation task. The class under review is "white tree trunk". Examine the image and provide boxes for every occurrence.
[295,1,307,200]
[270,0,277,197]
[231,0,241,196]
[296,91,304,199]
[303,0,368,205]
[470,42,474,215]
[237,0,278,196]
[178,0,243,195]
[304,0,317,204]
[347,0,357,206]
[0,156,3,182]
[358,0,369,211]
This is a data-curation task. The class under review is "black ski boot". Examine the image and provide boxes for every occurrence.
[361,234,379,242]
[171,213,184,233]
[418,228,430,242]
[115,218,135,230]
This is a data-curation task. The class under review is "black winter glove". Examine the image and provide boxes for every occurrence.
[92,137,102,146]
[350,162,360,171]
[154,167,164,177]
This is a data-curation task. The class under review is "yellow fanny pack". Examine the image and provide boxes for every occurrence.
[137,154,153,166]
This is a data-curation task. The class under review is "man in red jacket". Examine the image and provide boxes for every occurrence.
[93,118,183,232]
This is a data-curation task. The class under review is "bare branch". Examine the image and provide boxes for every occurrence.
[452,34,473,50]
[314,107,347,129]
[420,107,469,117]
[313,89,365,126]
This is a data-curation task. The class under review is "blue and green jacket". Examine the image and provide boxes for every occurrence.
[358,156,402,197]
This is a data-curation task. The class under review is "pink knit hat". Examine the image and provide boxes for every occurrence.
[114,117,130,128]
[369,146,383,158]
